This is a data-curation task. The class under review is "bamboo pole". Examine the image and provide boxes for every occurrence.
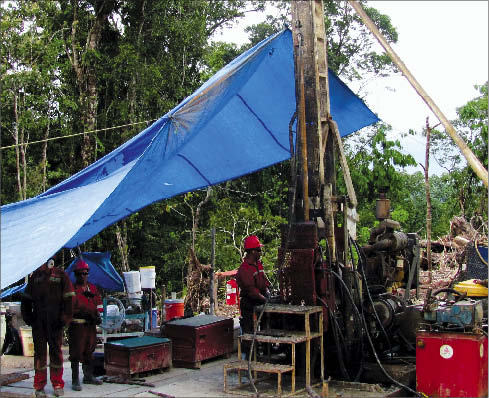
[349,0,488,187]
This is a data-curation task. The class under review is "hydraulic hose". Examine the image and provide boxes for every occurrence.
[350,237,421,397]
[329,270,365,382]
[323,239,364,380]
[350,237,394,357]
[317,296,351,380]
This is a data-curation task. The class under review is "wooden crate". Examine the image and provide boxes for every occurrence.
[164,315,233,368]
[104,336,171,377]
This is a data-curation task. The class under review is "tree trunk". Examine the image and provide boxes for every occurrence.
[116,220,130,273]
[65,0,115,167]
[12,91,22,201]
[41,119,50,192]
[187,187,212,280]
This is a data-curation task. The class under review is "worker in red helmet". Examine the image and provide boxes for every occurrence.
[21,256,74,398]
[236,235,271,357]
[67,258,103,391]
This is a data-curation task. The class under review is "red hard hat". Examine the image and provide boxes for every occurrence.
[74,259,89,273]
[244,235,264,250]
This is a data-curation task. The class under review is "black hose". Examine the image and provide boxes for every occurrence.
[359,301,422,397]
[350,238,422,397]
[317,296,351,380]
[322,238,364,380]
[348,239,366,380]
[350,237,394,358]
[329,270,366,382]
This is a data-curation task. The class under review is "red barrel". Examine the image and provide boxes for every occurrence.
[226,278,238,306]
[164,299,184,321]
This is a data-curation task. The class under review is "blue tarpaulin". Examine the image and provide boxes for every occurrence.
[1,29,379,289]
[65,252,124,292]
[0,283,27,299]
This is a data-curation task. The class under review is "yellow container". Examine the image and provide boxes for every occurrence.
[454,279,488,297]
[19,326,35,357]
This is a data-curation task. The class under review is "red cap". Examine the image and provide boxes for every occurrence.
[74,259,89,273]
[244,235,264,250]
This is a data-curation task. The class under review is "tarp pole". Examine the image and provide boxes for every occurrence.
[209,227,215,315]
[349,0,488,187]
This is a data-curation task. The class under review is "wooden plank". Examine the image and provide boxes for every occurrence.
[224,360,294,374]
[0,372,29,386]
[329,119,357,207]
[240,331,322,344]
[255,304,322,314]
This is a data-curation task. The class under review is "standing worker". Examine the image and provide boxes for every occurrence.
[236,235,271,357]
[21,256,74,398]
[68,259,103,390]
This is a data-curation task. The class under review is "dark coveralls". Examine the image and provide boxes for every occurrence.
[21,264,74,391]
[68,282,102,364]
[236,260,271,354]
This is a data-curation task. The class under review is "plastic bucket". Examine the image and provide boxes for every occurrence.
[127,291,143,306]
[19,326,35,357]
[123,271,141,293]
[140,266,156,289]
[164,299,184,321]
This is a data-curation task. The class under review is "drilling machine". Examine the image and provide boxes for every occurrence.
[273,0,423,386]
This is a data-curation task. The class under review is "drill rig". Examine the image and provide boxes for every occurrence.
[275,0,422,385]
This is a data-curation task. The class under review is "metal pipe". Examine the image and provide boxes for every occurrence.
[349,0,488,187]
[298,44,310,221]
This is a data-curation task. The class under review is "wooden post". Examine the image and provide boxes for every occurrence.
[210,227,215,315]
[349,0,488,188]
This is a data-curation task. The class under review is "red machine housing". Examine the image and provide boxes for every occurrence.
[416,331,488,397]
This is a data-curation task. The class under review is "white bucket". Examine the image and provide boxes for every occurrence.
[127,291,143,305]
[123,271,141,294]
[140,266,156,289]
[19,326,35,357]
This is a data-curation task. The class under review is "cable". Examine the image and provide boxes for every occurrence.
[322,239,364,380]
[351,237,394,357]
[317,296,351,380]
[0,119,157,150]
[350,238,421,397]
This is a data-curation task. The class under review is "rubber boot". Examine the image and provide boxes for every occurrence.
[71,361,82,391]
[82,361,103,385]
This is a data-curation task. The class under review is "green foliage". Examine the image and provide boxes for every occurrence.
[430,83,488,220]
[3,0,484,300]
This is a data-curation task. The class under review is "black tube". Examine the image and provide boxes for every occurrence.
[317,296,351,380]
[330,270,366,382]
[351,238,421,397]
[351,237,394,357]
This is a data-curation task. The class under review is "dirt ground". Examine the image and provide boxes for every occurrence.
[0,345,401,398]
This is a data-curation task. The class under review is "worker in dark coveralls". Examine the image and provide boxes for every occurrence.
[68,259,103,390]
[21,257,74,398]
[236,235,271,357]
